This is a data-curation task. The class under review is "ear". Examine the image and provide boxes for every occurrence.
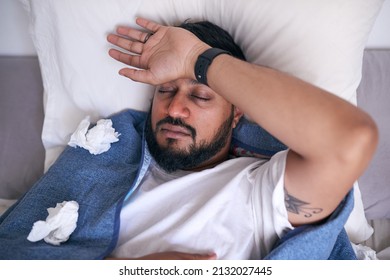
[232,106,244,129]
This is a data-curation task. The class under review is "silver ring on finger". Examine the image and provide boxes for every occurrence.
[143,33,153,43]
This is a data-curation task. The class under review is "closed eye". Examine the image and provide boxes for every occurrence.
[158,87,176,94]
[192,95,210,101]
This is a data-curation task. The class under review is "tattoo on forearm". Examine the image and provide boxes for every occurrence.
[284,188,323,218]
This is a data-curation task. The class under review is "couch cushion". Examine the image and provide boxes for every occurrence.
[357,50,390,219]
[0,56,45,199]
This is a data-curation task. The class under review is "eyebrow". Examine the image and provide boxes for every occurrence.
[157,79,203,88]
[190,79,202,86]
[157,82,175,88]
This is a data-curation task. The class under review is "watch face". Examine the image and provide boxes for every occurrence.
[195,48,230,86]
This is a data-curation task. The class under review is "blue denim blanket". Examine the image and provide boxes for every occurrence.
[0,109,356,259]
[266,190,356,260]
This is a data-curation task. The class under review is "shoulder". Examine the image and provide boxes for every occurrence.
[110,109,148,124]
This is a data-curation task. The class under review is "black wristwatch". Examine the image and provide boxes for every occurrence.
[194,48,231,86]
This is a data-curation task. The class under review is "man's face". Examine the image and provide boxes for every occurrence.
[145,78,242,172]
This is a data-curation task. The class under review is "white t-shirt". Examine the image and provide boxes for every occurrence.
[110,150,293,259]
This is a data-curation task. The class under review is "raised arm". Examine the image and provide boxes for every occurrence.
[107,18,378,226]
[208,57,378,225]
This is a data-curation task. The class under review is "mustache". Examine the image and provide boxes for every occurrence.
[156,116,197,139]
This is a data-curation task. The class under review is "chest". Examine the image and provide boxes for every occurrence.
[114,158,267,259]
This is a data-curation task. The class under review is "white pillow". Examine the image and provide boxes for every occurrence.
[21,0,383,243]
[345,183,374,243]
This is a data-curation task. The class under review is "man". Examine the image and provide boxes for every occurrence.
[0,18,377,260]
[104,18,378,259]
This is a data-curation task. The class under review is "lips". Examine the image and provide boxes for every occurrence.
[159,124,192,139]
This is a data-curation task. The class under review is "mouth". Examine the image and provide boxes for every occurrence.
[159,124,193,139]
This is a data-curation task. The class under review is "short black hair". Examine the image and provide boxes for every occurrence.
[178,20,246,61]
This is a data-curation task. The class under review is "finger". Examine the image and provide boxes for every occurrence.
[108,49,143,69]
[116,26,149,43]
[191,253,217,260]
[119,68,157,85]
[135,17,162,33]
[107,34,144,54]
[174,252,217,260]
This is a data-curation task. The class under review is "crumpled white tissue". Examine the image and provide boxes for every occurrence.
[68,116,120,155]
[27,201,79,246]
[351,243,378,260]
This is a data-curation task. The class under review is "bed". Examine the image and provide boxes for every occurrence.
[0,0,389,260]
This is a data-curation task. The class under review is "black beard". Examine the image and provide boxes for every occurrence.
[145,110,234,173]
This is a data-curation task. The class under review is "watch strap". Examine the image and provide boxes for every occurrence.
[194,48,231,86]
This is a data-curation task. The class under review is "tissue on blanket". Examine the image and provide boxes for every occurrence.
[68,116,120,155]
[352,243,378,260]
[27,201,79,246]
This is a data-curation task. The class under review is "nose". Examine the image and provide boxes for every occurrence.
[167,92,190,119]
